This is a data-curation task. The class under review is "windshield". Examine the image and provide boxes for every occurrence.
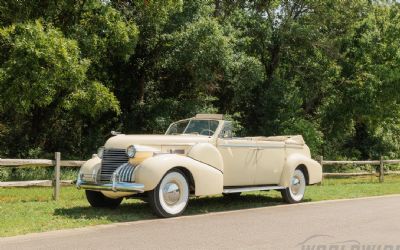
[166,119,219,136]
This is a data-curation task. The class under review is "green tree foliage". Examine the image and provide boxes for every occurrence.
[0,20,122,157]
[0,0,399,160]
[0,21,89,113]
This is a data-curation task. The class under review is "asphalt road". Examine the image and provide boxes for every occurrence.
[1,195,400,250]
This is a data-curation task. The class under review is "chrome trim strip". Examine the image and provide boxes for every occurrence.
[286,145,304,149]
[218,144,283,149]
[187,156,224,174]
[223,186,285,193]
[150,143,197,146]
[218,144,303,149]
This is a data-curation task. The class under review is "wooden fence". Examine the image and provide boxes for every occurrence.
[1,153,400,201]
[0,152,85,200]
[318,156,400,183]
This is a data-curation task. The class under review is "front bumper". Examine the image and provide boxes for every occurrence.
[76,173,144,193]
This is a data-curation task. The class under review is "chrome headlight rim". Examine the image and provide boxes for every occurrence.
[126,145,136,158]
[97,146,105,159]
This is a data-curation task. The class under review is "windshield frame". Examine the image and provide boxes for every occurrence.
[165,118,222,137]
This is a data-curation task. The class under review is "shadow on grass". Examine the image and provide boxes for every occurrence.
[54,193,309,223]
[54,201,156,222]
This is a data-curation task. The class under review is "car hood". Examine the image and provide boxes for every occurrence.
[104,134,214,149]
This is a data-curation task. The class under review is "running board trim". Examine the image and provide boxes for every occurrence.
[223,186,285,193]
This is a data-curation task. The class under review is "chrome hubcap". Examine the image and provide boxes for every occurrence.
[162,182,180,205]
[289,169,306,202]
[291,176,301,195]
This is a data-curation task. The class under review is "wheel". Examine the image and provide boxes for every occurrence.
[85,190,123,208]
[222,192,241,199]
[148,169,189,218]
[281,169,306,203]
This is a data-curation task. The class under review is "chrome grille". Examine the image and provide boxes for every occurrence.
[115,163,135,182]
[100,149,128,182]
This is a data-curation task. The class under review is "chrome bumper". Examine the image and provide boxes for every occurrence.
[76,173,144,193]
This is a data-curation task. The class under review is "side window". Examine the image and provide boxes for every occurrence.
[168,124,178,134]
[219,121,233,138]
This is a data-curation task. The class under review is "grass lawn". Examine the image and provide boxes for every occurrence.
[1,175,400,237]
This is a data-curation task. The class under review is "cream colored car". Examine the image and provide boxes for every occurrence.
[77,114,322,217]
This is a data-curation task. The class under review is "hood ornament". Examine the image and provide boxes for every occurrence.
[111,131,122,136]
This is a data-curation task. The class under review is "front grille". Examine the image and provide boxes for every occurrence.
[100,149,129,182]
[115,163,135,182]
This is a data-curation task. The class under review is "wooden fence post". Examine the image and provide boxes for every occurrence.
[379,156,384,183]
[319,155,324,184]
[53,152,61,201]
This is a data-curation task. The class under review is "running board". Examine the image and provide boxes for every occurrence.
[223,186,285,193]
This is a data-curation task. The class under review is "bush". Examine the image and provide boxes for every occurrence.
[0,167,79,181]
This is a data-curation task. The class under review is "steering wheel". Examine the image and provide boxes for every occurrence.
[200,129,215,136]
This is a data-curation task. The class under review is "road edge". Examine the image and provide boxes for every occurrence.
[1,193,400,241]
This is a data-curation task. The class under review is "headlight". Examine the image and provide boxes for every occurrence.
[126,145,136,158]
[97,146,105,159]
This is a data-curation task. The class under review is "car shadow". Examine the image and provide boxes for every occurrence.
[54,193,312,223]
[185,194,284,214]
[54,201,156,222]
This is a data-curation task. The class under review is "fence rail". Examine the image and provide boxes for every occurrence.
[0,152,86,200]
[321,160,400,165]
[319,156,400,183]
[1,153,400,201]
[0,180,74,187]
[0,159,85,167]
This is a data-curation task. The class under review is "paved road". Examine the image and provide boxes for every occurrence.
[1,195,400,250]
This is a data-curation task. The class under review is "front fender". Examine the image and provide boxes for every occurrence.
[134,154,223,196]
[79,156,101,181]
[279,153,322,187]
[187,143,223,172]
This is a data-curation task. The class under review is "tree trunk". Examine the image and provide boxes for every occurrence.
[265,42,281,87]
[214,0,221,17]
[138,74,145,104]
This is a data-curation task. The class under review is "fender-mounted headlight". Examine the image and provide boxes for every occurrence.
[126,145,136,158]
[97,146,105,159]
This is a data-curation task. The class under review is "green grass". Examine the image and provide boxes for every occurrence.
[1,175,400,237]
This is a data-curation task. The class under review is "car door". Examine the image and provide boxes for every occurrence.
[254,140,285,185]
[217,138,258,186]
[216,122,257,186]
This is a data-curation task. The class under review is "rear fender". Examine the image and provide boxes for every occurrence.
[279,153,322,187]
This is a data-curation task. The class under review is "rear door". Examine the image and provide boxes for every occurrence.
[254,141,285,185]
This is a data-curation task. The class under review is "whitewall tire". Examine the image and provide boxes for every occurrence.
[281,169,306,203]
[149,169,189,218]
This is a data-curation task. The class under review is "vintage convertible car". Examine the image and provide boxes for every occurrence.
[77,114,322,217]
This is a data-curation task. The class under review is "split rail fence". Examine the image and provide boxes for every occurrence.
[0,152,84,200]
[317,156,400,183]
[0,153,400,201]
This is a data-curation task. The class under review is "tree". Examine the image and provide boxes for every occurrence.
[0,21,120,157]
[0,0,400,160]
